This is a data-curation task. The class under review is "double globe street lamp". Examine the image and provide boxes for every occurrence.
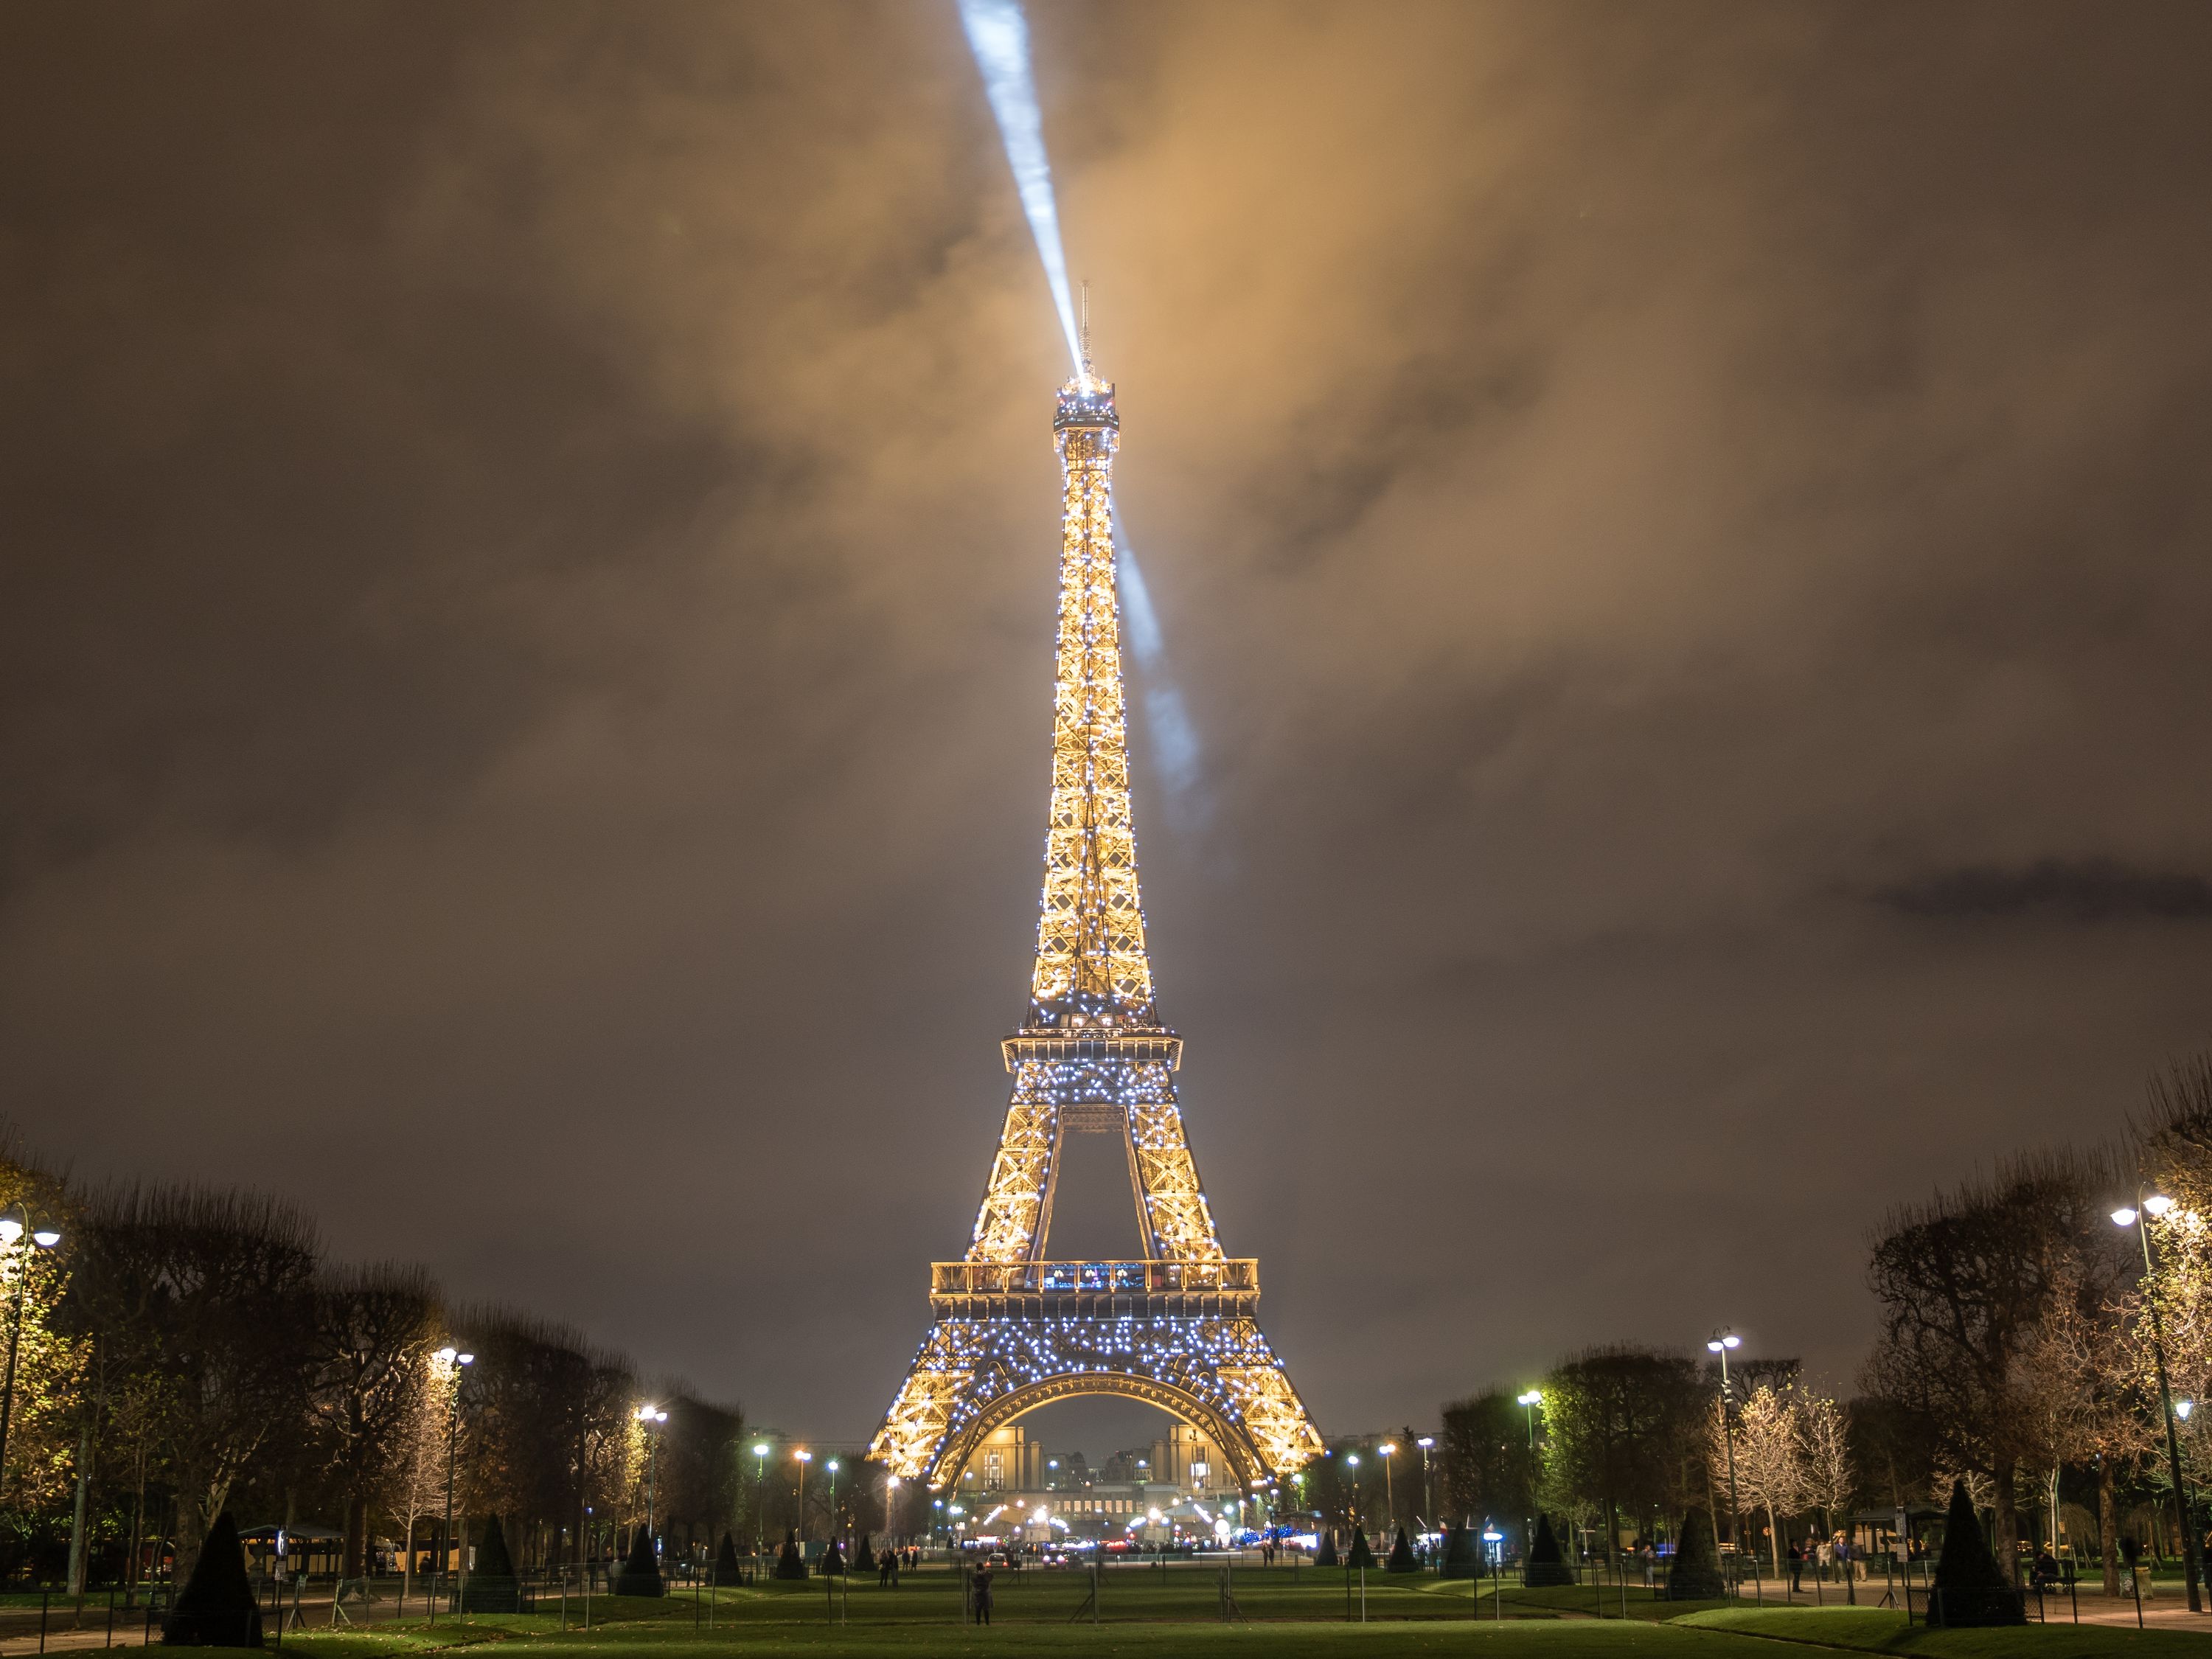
[636,1405,669,1549]
[1706,1330,1745,1565]
[2112,1194,2204,1613]
[433,1345,475,1612]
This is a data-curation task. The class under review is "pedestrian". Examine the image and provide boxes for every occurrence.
[1787,1540,1803,1592]
[1641,1542,1656,1587]
[971,1565,995,1625]
[879,1548,895,1588]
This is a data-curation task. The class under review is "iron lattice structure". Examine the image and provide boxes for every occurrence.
[871,352,1322,1491]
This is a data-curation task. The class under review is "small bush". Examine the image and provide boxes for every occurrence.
[612,1526,665,1598]
[1666,1508,1725,1600]
[1524,1514,1575,1587]
[162,1513,262,1648]
[1927,1479,2023,1627]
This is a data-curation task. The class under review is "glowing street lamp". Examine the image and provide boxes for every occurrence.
[753,1444,771,1551]
[795,1449,813,1541]
[827,1459,841,1540]
[431,1345,474,1616]
[0,1207,62,1490]
[1515,1391,1543,1449]
[1416,1437,1436,1537]
[1705,1332,1745,1570]
[636,1405,669,1545]
[2115,1195,2203,1611]
[1379,1443,1398,1537]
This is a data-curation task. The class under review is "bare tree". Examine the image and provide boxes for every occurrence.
[392,1352,456,1599]
[2009,1257,2152,1593]
[1798,1396,1854,1540]
[307,1265,439,1579]
[1863,1149,2114,1585]
[1709,1385,1805,1575]
[77,1185,319,1569]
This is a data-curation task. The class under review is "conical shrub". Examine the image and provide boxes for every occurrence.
[714,1531,742,1582]
[821,1537,846,1576]
[459,1515,522,1612]
[612,1524,665,1598]
[1666,1508,1725,1600]
[775,1528,807,1581]
[1441,1523,1479,1579]
[162,1512,263,1647]
[1348,1526,1376,1569]
[1525,1513,1574,1587]
[1387,1527,1418,1573]
[854,1533,874,1572]
[1928,1479,2022,1627]
[1316,1528,1340,1568]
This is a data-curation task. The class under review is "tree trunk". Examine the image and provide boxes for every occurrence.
[66,1419,94,1596]
[1990,1464,2020,1587]
[1767,1502,1783,1578]
[128,1452,147,1589]
[2099,1462,2120,1596]
[175,1492,210,1580]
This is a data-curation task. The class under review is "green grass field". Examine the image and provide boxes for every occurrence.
[251,1567,2212,1659]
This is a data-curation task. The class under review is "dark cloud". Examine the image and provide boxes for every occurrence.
[3,1,2211,1450]
[1877,860,2212,924]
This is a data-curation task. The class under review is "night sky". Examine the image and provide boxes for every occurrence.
[6,3,2212,1455]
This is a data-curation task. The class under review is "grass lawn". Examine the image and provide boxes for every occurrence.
[249,1570,2212,1659]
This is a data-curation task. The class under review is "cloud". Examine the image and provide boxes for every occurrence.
[3,1,2211,1447]
[1876,860,2212,924]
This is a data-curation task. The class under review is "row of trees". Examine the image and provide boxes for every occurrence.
[0,1142,767,1587]
[1432,1055,2212,1593]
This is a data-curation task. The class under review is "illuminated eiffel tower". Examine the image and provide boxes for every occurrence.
[870,339,1323,1493]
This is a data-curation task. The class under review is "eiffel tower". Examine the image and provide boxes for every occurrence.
[870,338,1323,1494]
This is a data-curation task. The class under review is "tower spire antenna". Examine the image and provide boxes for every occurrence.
[1079,279,1093,376]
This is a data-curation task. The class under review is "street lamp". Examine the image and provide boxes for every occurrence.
[636,1405,669,1547]
[0,1208,62,1488]
[2114,1196,2203,1612]
[827,1459,841,1540]
[433,1346,475,1615]
[1346,1453,1361,1530]
[1416,1436,1436,1531]
[1516,1391,1543,1449]
[1380,1444,1397,1537]
[795,1450,813,1541]
[753,1444,771,1551]
[886,1472,902,1540]
[1706,1331,1745,1571]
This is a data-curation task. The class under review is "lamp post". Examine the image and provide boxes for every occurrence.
[753,1444,770,1551]
[2180,1399,2200,1579]
[1515,1393,1543,1555]
[2113,1196,2203,1612]
[1380,1443,1398,1537]
[1346,1454,1361,1532]
[0,1208,62,1487]
[636,1405,668,1548]
[827,1459,841,1545]
[1705,1331,1745,1571]
[433,1345,475,1616]
[886,1472,901,1542]
[1416,1436,1436,1534]
[795,1450,813,1542]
